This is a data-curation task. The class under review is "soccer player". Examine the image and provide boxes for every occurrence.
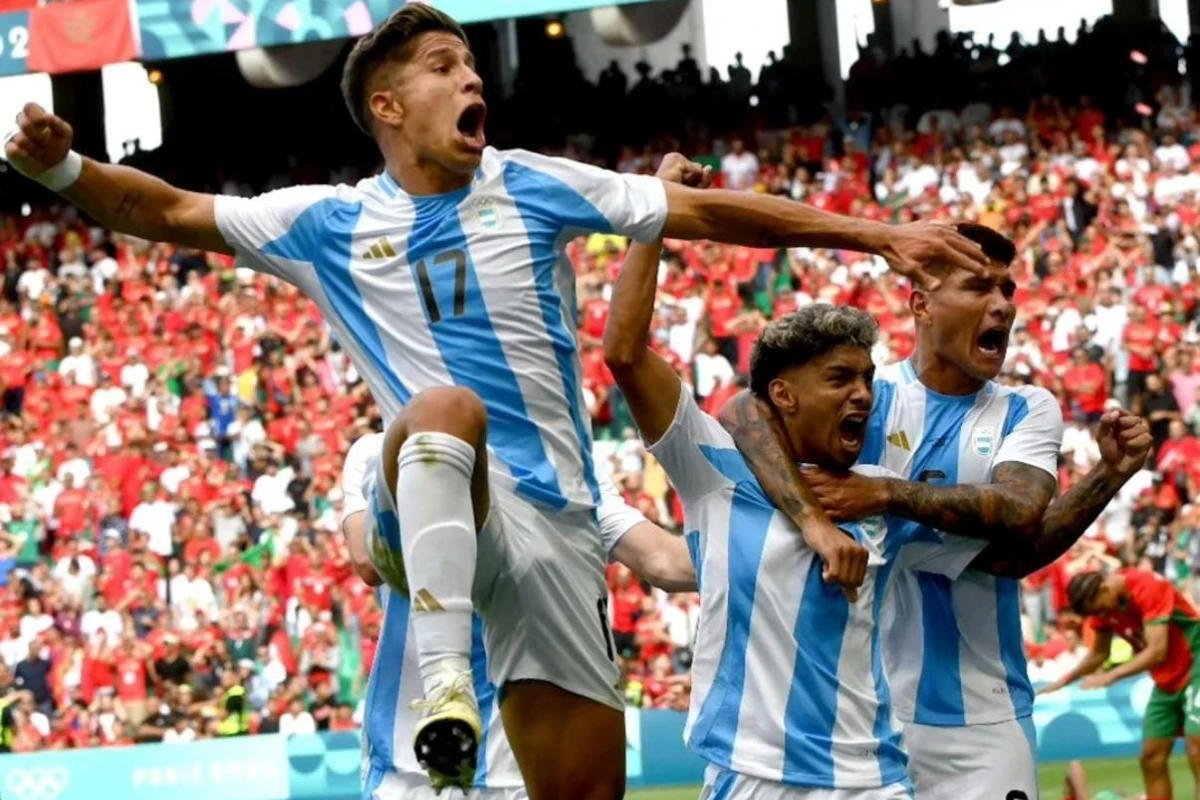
[601,193,1044,798]
[340,430,695,799]
[1043,569,1200,800]
[719,223,1154,800]
[3,6,988,794]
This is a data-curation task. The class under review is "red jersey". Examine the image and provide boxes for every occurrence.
[1125,322,1160,373]
[1087,568,1200,693]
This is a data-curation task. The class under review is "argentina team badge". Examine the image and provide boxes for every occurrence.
[473,196,498,229]
[972,426,996,457]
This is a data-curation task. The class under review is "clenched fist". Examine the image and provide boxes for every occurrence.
[5,102,74,179]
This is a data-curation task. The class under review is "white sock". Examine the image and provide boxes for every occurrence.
[396,432,478,697]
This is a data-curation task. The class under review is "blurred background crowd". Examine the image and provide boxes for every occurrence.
[0,8,1196,749]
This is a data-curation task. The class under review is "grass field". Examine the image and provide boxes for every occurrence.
[627,756,1199,799]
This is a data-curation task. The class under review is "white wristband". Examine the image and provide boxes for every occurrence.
[35,150,82,192]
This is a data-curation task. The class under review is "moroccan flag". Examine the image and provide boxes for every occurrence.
[27,0,137,75]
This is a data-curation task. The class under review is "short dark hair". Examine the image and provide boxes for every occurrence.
[749,305,878,399]
[955,222,1017,266]
[1066,570,1105,615]
[340,4,468,136]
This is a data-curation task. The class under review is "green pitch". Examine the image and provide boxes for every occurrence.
[628,757,1199,799]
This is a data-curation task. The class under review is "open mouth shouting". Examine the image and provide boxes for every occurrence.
[456,101,487,152]
[975,325,1009,362]
[838,410,868,452]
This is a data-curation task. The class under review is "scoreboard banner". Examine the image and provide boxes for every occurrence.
[138,0,648,62]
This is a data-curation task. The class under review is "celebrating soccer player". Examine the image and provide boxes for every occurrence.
[4,4,989,794]
[602,155,1049,800]
[339,429,694,799]
[1043,569,1200,800]
[720,223,1153,800]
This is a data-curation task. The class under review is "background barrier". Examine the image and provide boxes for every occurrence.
[0,680,1167,800]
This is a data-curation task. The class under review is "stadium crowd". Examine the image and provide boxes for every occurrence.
[0,11,1197,748]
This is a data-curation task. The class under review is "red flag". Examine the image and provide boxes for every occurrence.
[27,0,137,75]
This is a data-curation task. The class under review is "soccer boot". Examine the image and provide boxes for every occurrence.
[411,668,482,793]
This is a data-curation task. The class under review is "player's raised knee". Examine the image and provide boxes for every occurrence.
[404,386,488,441]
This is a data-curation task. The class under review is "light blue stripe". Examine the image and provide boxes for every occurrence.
[1018,714,1038,761]
[363,763,387,799]
[907,390,974,725]
[1001,393,1030,438]
[997,576,1034,717]
[869,554,910,785]
[470,615,494,787]
[709,769,738,800]
[915,574,964,725]
[861,378,896,466]
[405,191,567,508]
[781,557,849,785]
[688,446,774,766]
[686,530,702,591]
[364,588,409,772]
[260,198,412,407]
[378,172,399,198]
[901,359,917,383]
[371,483,401,553]
[504,161,604,505]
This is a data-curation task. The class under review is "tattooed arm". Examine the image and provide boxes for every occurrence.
[974,410,1153,578]
[62,161,227,253]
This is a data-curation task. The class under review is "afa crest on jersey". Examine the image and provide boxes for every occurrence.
[972,426,996,457]
[473,197,499,229]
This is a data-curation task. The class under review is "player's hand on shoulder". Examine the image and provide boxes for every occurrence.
[5,102,73,178]
[656,152,712,188]
[1096,408,1152,478]
[877,221,990,289]
[803,518,868,603]
[800,466,890,522]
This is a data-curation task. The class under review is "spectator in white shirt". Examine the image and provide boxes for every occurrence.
[162,717,197,744]
[16,259,50,302]
[720,138,760,191]
[56,443,91,487]
[128,483,177,557]
[58,338,97,386]
[120,349,151,398]
[80,595,123,645]
[279,699,317,737]
[90,373,128,424]
[252,460,296,516]
[692,339,735,400]
[89,245,119,293]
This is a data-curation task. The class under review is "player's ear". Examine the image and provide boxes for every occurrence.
[909,288,932,325]
[767,378,795,414]
[369,87,404,131]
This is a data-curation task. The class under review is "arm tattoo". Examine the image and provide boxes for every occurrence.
[718,390,825,527]
[114,190,141,219]
[979,466,1127,578]
[885,462,1057,543]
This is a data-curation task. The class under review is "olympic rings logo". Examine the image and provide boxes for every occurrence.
[2,767,70,800]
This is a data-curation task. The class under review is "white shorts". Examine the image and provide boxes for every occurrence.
[903,718,1038,800]
[365,451,622,711]
[365,769,526,800]
[699,765,913,800]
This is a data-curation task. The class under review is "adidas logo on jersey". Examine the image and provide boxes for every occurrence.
[886,430,911,451]
[362,238,398,260]
[412,589,444,613]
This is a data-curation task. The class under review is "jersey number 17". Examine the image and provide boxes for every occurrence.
[415,249,468,324]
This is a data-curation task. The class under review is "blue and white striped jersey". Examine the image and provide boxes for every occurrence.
[216,148,668,513]
[860,360,1064,727]
[646,390,985,789]
[340,433,649,791]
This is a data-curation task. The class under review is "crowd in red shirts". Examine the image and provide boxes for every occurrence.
[0,12,1198,732]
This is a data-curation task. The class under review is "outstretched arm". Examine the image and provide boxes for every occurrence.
[660,181,988,287]
[610,523,696,593]
[7,103,227,252]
